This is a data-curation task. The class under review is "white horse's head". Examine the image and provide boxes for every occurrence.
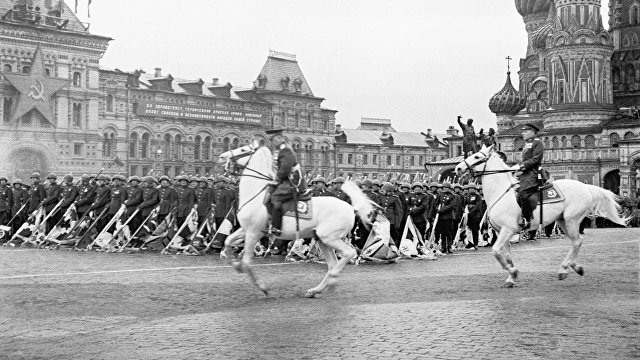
[218,140,260,169]
[455,144,494,177]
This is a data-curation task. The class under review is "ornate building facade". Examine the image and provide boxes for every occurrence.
[488,0,640,197]
[0,0,338,180]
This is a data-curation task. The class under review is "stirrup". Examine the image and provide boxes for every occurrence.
[519,218,530,230]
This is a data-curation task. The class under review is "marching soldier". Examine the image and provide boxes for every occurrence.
[371,179,381,195]
[107,175,128,231]
[212,175,235,228]
[0,176,12,226]
[310,177,330,197]
[124,176,143,233]
[27,173,46,213]
[176,174,196,238]
[60,174,79,219]
[465,184,483,250]
[130,176,160,246]
[83,175,111,244]
[408,182,430,237]
[331,177,349,203]
[195,176,214,237]
[42,173,63,232]
[436,182,456,254]
[157,175,178,224]
[361,179,378,203]
[375,182,403,246]
[398,182,412,233]
[73,174,96,219]
[10,179,28,235]
[510,123,544,229]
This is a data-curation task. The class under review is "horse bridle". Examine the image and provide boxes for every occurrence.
[224,145,275,213]
[461,148,515,179]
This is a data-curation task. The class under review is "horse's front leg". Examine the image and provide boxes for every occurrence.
[492,228,519,287]
[304,241,338,298]
[241,231,269,296]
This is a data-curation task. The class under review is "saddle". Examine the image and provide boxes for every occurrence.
[538,183,565,205]
[263,186,313,220]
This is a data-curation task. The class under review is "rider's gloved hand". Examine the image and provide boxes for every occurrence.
[510,164,521,171]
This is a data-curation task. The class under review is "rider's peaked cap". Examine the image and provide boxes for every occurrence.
[521,123,540,132]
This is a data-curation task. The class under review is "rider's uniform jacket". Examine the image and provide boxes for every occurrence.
[275,144,307,192]
[518,137,544,190]
[375,193,403,226]
[158,185,177,215]
[176,185,196,217]
[28,183,46,212]
[74,182,96,214]
[138,186,160,217]
[42,182,62,213]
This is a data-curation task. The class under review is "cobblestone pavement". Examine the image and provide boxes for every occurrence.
[0,228,638,360]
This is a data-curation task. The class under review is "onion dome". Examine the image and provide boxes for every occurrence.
[515,0,552,17]
[489,72,526,116]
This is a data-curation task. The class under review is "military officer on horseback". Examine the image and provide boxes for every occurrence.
[266,129,307,236]
[510,123,544,230]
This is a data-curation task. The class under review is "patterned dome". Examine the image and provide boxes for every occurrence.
[489,72,526,116]
[515,0,552,17]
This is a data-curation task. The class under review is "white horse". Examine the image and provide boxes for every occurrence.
[218,141,376,297]
[455,145,629,287]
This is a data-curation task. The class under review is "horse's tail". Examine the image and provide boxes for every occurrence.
[341,181,376,226]
[587,185,631,226]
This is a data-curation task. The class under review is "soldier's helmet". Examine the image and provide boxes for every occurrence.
[315,177,326,184]
[442,182,453,192]
[142,176,156,184]
[411,182,423,189]
[429,182,438,188]
[46,172,57,180]
[177,175,189,182]
[30,172,41,179]
[355,179,363,186]
[362,179,372,187]
[215,175,226,183]
[63,174,73,182]
[198,176,208,183]
[97,174,110,182]
[13,179,23,185]
[189,176,199,183]
[390,178,397,185]
[371,179,381,187]
[333,177,345,184]
[400,182,411,189]
[81,174,90,181]
[113,174,126,182]
[0,176,7,182]
[468,183,477,190]
[159,175,170,183]
[129,175,141,183]
[382,182,394,192]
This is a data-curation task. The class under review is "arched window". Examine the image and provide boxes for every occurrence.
[571,135,581,148]
[72,103,82,128]
[514,137,525,151]
[129,132,138,158]
[223,137,230,152]
[610,133,620,147]
[164,134,172,159]
[45,68,50,76]
[624,131,636,139]
[3,97,13,123]
[175,134,182,159]
[231,138,239,149]
[106,95,114,112]
[630,5,640,25]
[543,137,550,148]
[561,136,568,148]
[584,135,596,147]
[3,64,11,72]
[613,67,621,84]
[22,66,30,73]
[194,135,202,160]
[73,72,81,87]
[552,136,559,148]
[141,133,150,158]
[203,136,211,161]
[103,133,114,158]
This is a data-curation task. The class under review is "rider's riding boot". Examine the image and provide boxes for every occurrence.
[270,207,283,236]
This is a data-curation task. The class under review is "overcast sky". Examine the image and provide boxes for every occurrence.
[78,1,608,134]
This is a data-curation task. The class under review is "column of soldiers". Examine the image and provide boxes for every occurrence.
[305,176,489,254]
[0,172,238,251]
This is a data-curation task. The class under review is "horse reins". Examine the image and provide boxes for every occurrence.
[225,147,274,212]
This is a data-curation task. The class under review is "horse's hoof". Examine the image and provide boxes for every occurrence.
[558,272,568,281]
[326,275,339,293]
[573,265,584,276]
[503,280,515,288]
[509,267,519,281]
[304,290,317,298]
[259,285,269,297]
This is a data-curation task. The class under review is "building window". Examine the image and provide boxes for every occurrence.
[585,135,596,147]
[142,166,150,176]
[175,134,182,159]
[72,103,82,128]
[203,136,211,161]
[74,143,83,156]
[22,66,30,73]
[73,71,81,87]
[223,137,230,152]
[580,80,588,102]
[386,155,391,165]
[45,68,50,76]
[610,132,620,147]
[231,138,239,150]
[419,155,424,165]
[362,154,368,165]
[347,154,353,164]
[129,133,138,158]
[557,80,565,104]
[3,97,12,123]
[141,133,150,159]
[103,133,114,158]
[372,154,378,165]
[396,155,401,165]
[194,135,202,160]
[338,153,344,164]
[164,166,171,176]
[624,131,636,140]
[3,64,11,72]
[130,165,138,176]
[552,136,559,148]
[571,135,581,148]
[164,134,172,159]
[106,95,114,112]
[456,145,462,156]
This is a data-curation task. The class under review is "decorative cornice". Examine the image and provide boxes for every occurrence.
[0,22,111,53]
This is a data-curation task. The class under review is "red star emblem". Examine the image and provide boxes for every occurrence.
[0,45,70,124]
